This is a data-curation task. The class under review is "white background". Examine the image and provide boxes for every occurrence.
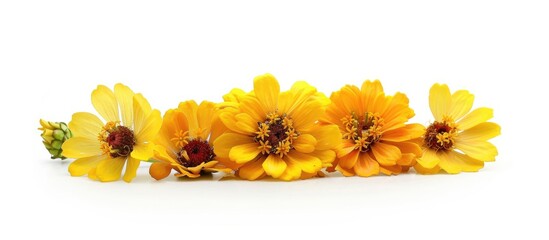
[1,0,547,239]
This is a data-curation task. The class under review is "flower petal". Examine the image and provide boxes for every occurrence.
[235,113,258,133]
[293,134,317,153]
[178,100,199,134]
[96,157,126,182]
[196,101,216,139]
[454,141,498,162]
[278,159,302,181]
[69,112,104,139]
[114,83,135,127]
[262,154,287,178]
[416,149,441,169]
[68,154,107,176]
[309,124,342,151]
[214,133,254,158]
[338,150,359,169]
[371,142,401,166]
[286,151,322,174]
[62,137,102,158]
[149,162,173,180]
[131,142,154,160]
[132,93,153,134]
[382,124,425,142]
[449,90,474,121]
[229,143,261,164]
[457,107,493,130]
[237,158,265,180]
[290,99,323,131]
[135,109,162,142]
[92,85,120,122]
[254,73,279,113]
[429,83,451,121]
[458,122,501,142]
[122,157,141,182]
[353,153,380,177]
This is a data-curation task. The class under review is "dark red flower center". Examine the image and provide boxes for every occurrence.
[106,126,135,158]
[424,121,455,151]
[178,139,215,167]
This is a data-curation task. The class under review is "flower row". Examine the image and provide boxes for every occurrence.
[39,73,500,182]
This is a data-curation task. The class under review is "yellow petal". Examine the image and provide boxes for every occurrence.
[114,83,135,127]
[235,113,258,133]
[123,157,141,182]
[149,162,173,180]
[371,142,401,166]
[453,152,484,172]
[380,165,403,175]
[458,122,501,142]
[223,88,246,103]
[437,151,461,174]
[361,80,384,109]
[196,101,216,139]
[335,164,356,177]
[131,142,154,160]
[135,109,162,142]
[390,141,422,157]
[132,94,153,133]
[229,143,261,164]
[416,149,441,168]
[254,73,279,113]
[382,124,425,142]
[62,137,101,158]
[262,154,287,178]
[287,151,322,174]
[312,150,336,166]
[219,112,248,135]
[178,100,199,134]
[237,158,265,180]
[414,163,441,174]
[449,90,474,121]
[353,153,379,177]
[96,157,126,182]
[429,83,451,121]
[278,159,302,181]
[68,112,104,139]
[68,154,107,176]
[309,124,342,151]
[280,81,317,115]
[338,150,359,169]
[214,133,254,158]
[457,107,493,130]
[454,141,498,162]
[397,153,416,166]
[92,85,120,122]
[239,95,265,122]
[290,99,323,131]
[293,134,317,153]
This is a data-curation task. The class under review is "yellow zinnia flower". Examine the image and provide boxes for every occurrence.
[149,100,232,180]
[214,73,341,181]
[415,83,501,173]
[323,80,425,177]
[62,84,162,182]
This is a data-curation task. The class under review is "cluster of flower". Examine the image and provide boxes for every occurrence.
[39,73,500,182]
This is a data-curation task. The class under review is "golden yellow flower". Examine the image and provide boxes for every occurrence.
[322,80,425,177]
[214,73,341,181]
[415,83,500,173]
[62,84,162,182]
[149,100,232,180]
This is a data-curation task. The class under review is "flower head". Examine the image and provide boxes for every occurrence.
[322,80,425,177]
[38,119,73,159]
[62,84,162,182]
[415,84,500,173]
[149,100,232,180]
[214,73,341,181]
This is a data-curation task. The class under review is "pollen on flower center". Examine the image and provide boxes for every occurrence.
[99,122,136,158]
[342,112,384,152]
[424,121,457,151]
[177,139,215,168]
[255,112,299,158]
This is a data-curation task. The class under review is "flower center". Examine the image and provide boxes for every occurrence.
[342,112,384,152]
[177,139,215,168]
[99,122,136,158]
[255,112,299,158]
[424,120,457,151]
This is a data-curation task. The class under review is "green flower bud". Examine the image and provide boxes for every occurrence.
[39,119,73,159]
